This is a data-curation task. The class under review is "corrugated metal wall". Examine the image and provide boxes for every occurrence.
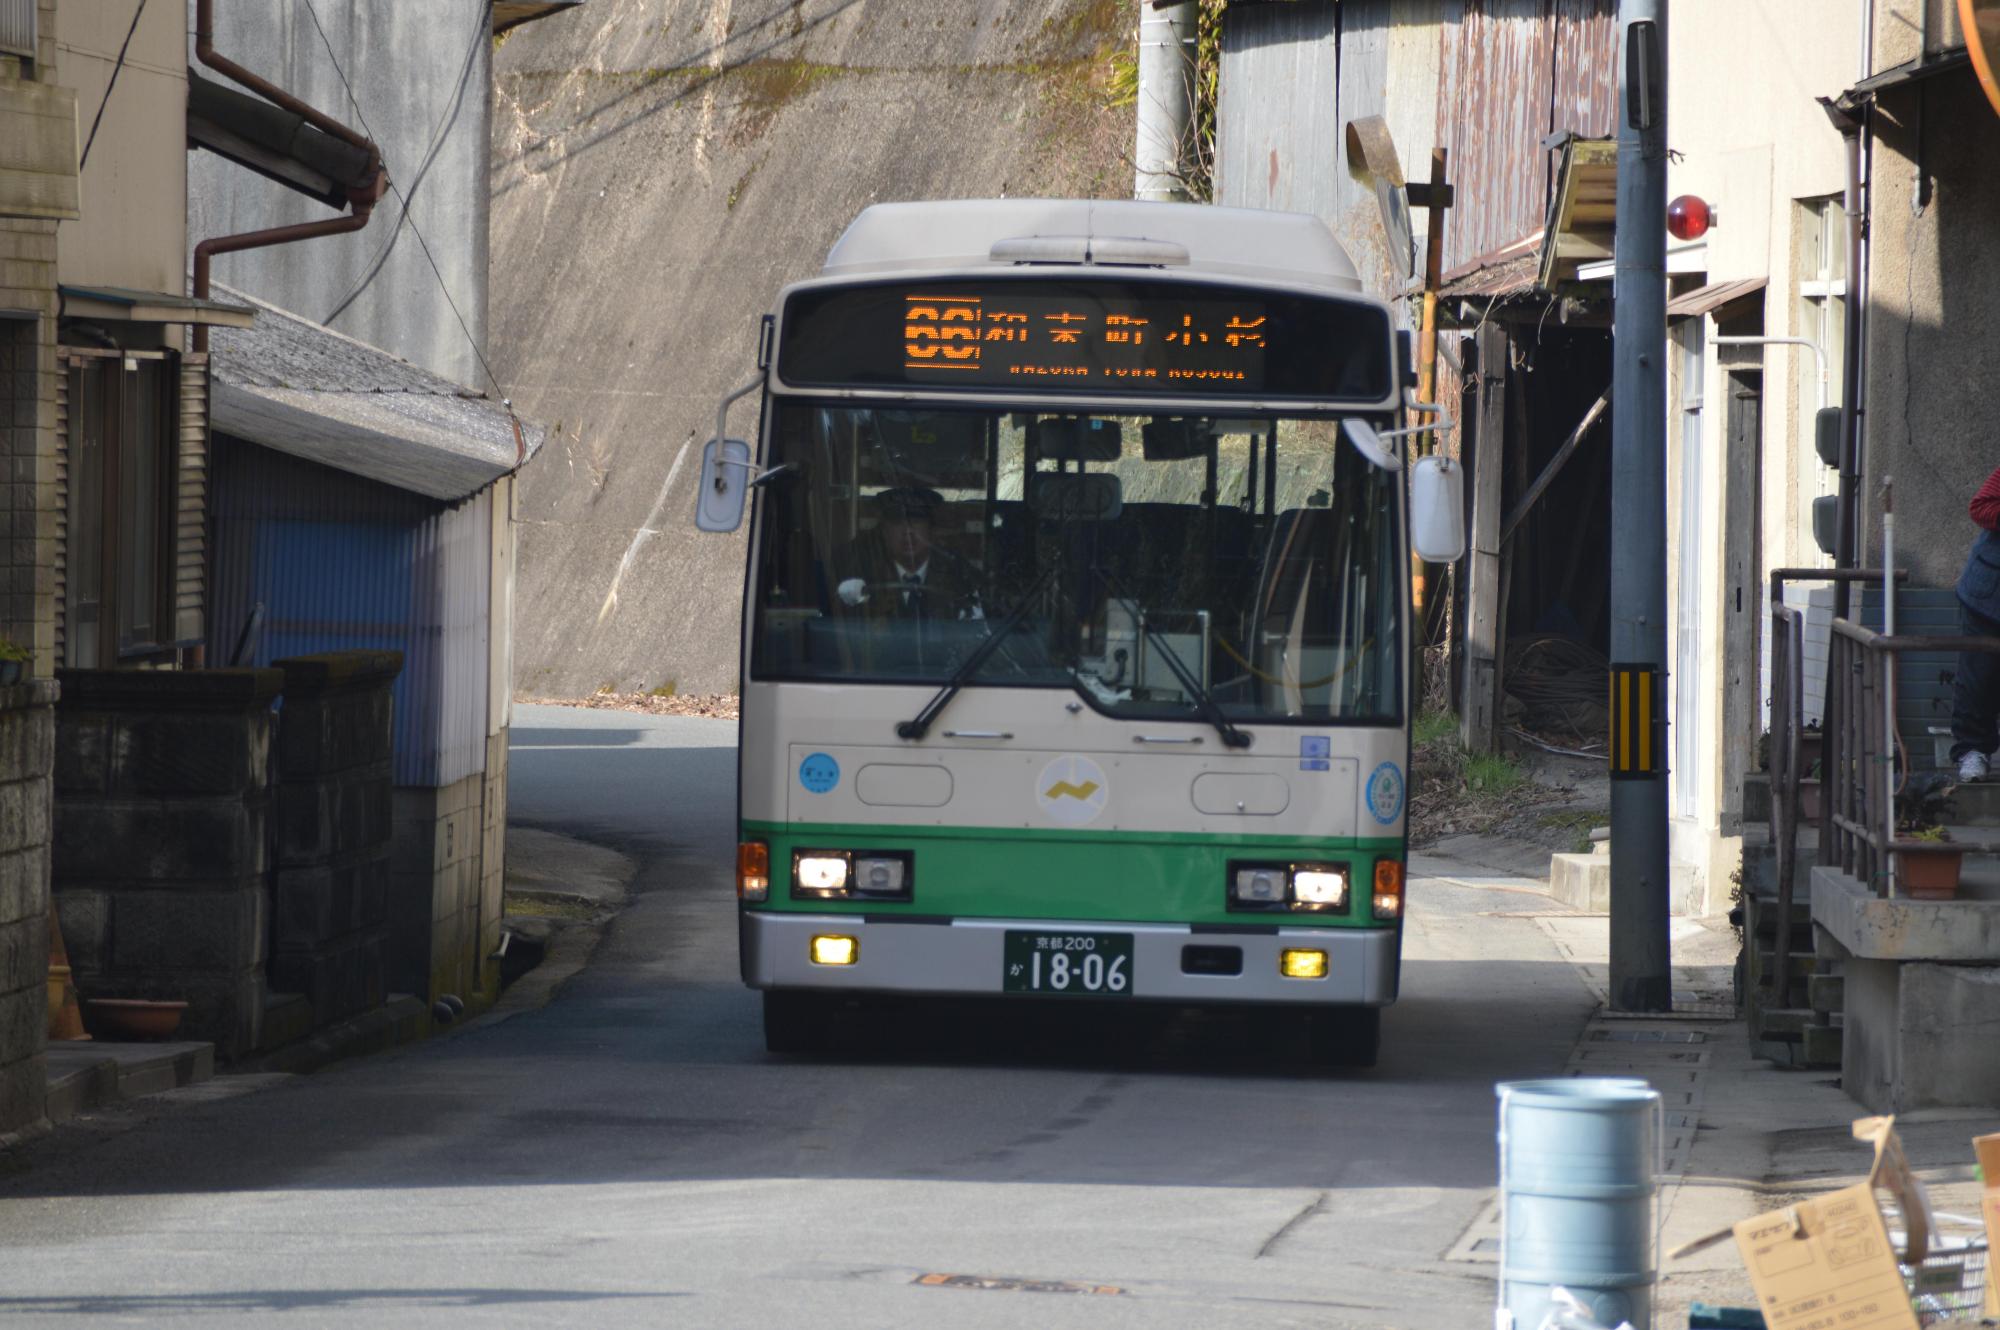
[0,0,34,59]
[208,433,493,788]
[1435,0,1617,277]
[1216,2,1340,220]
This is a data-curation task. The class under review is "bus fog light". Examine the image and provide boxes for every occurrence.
[1290,868,1347,909]
[810,934,858,966]
[1280,949,1328,979]
[795,853,851,895]
[852,855,908,897]
[1233,867,1285,904]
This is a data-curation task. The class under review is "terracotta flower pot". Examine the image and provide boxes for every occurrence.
[1899,845,1964,901]
[83,999,188,1041]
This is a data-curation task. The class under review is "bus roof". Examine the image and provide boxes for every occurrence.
[821,200,1364,294]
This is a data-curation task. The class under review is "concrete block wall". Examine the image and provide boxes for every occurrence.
[0,680,53,1135]
[389,772,486,1009]
[477,730,507,1007]
[270,652,400,1027]
[53,668,281,1058]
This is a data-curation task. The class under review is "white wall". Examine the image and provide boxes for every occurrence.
[1664,0,1857,912]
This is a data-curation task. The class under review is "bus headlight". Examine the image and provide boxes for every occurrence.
[1232,866,1286,904]
[852,855,908,897]
[794,853,851,896]
[1290,867,1348,910]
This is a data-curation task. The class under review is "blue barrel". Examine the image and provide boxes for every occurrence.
[1496,1077,1659,1330]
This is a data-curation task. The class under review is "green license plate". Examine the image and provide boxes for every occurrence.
[1002,931,1134,996]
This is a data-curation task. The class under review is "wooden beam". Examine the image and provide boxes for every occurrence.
[1500,391,1610,546]
[1460,323,1509,754]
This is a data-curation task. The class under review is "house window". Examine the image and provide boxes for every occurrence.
[65,354,175,667]
[1796,196,1846,545]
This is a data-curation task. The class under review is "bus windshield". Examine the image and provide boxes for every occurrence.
[750,403,1402,725]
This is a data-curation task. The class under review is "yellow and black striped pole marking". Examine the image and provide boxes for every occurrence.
[1608,664,1665,779]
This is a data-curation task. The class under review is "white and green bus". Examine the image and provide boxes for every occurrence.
[696,199,1464,1066]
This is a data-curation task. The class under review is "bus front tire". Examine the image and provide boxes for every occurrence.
[1304,1005,1380,1069]
[763,990,832,1055]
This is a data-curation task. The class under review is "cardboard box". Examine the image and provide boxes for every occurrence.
[1975,1132,2000,1319]
[1675,1117,1934,1330]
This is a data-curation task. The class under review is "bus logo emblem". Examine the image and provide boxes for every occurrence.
[1366,761,1404,825]
[799,752,841,794]
[1037,756,1108,826]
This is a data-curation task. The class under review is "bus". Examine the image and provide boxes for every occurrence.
[695,199,1464,1066]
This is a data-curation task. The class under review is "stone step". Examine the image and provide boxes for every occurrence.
[43,1040,214,1124]
[1753,1004,1815,1036]
[1809,971,1845,1014]
[1548,852,1609,913]
[1802,1019,1844,1068]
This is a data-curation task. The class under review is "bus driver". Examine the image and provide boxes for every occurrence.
[832,486,985,622]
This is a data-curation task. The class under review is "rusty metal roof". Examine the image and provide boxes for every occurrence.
[1666,276,1767,319]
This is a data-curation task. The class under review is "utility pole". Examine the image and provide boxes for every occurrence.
[1608,0,1672,1012]
[1134,1,1197,201]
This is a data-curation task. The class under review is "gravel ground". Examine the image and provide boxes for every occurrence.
[516,690,741,719]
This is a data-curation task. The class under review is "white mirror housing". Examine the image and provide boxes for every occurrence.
[1409,455,1466,562]
[695,438,753,533]
[1341,418,1403,471]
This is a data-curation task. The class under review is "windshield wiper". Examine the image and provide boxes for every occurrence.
[1091,566,1252,749]
[896,564,1058,741]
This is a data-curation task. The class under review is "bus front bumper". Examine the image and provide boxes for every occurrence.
[741,912,1399,1006]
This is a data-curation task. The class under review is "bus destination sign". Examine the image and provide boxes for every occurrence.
[777,277,1392,402]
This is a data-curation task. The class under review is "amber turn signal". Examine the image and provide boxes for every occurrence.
[738,841,770,901]
[1373,858,1404,920]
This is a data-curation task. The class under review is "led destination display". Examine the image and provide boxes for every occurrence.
[777,277,1392,401]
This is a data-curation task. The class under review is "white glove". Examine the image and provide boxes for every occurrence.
[837,577,868,606]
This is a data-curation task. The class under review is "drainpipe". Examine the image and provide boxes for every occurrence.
[1818,94,1869,621]
[1134,1,1197,201]
[188,0,386,352]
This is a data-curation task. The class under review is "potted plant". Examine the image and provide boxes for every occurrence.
[1896,773,1964,901]
[0,639,29,686]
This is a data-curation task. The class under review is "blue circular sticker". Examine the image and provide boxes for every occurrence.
[1366,761,1405,825]
[798,752,840,794]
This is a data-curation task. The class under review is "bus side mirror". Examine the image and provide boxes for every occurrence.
[1409,456,1466,562]
[1341,418,1402,471]
[695,438,752,532]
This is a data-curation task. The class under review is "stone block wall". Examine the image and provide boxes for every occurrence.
[53,669,281,1058]
[0,680,53,1134]
[270,652,400,1027]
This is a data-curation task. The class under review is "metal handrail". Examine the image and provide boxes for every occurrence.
[1763,569,1899,1009]
[1826,616,2000,897]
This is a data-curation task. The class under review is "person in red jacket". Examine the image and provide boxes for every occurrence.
[1950,463,2000,781]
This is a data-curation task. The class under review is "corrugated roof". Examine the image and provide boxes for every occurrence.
[208,282,544,501]
[1666,276,1767,318]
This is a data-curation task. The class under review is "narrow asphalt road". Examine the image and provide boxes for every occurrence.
[0,703,1596,1328]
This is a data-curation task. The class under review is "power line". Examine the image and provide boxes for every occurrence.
[296,0,512,414]
[321,0,490,325]
[79,0,149,172]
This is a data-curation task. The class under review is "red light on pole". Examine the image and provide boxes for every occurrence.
[1666,194,1713,241]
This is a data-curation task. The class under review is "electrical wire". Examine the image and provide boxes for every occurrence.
[318,0,490,326]
[79,0,149,173]
[295,0,513,415]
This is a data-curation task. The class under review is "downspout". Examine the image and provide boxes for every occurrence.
[1820,93,1869,622]
[188,0,387,353]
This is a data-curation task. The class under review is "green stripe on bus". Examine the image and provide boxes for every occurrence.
[741,820,1403,928]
